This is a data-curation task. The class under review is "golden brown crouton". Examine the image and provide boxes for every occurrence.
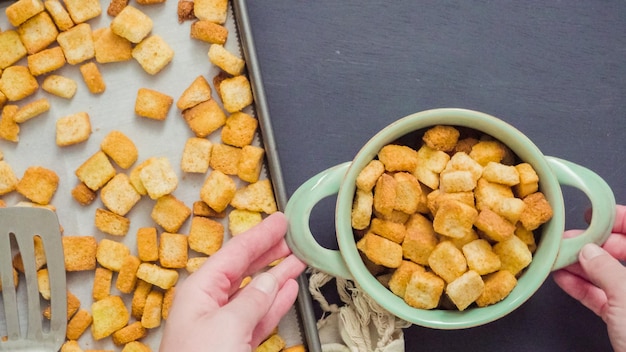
[433,200,478,239]
[414,145,450,189]
[190,20,228,44]
[439,170,477,193]
[75,151,116,191]
[474,208,516,242]
[27,47,66,76]
[221,111,258,147]
[0,31,28,69]
[176,75,212,110]
[96,239,130,271]
[401,213,438,266]
[151,194,191,233]
[91,295,130,340]
[519,192,553,231]
[475,270,517,307]
[136,263,178,290]
[139,157,178,200]
[209,143,241,175]
[13,98,50,123]
[356,232,402,268]
[110,5,153,43]
[66,309,92,340]
[6,0,45,27]
[351,189,373,231]
[372,173,396,218]
[200,170,236,213]
[158,232,188,269]
[132,35,174,75]
[0,65,39,101]
[228,209,262,235]
[122,341,152,352]
[182,99,227,137]
[193,0,228,23]
[131,280,152,319]
[136,227,159,262]
[389,260,425,298]
[422,125,460,152]
[92,267,113,301]
[79,62,106,94]
[230,179,277,214]
[60,340,83,352]
[378,145,419,173]
[100,173,141,216]
[462,239,501,275]
[428,241,467,283]
[135,88,173,121]
[445,270,484,311]
[62,236,97,271]
[469,140,507,166]
[188,216,224,255]
[56,23,95,65]
[0,105,20,142]
[71,182,97,206]
[93,27,133,64]
[100,130,138,169]
[111,321,146,346]
[393,172,423,215]
[16,166,59,205]
[404,270,444,310]
[17,12,58,54]
[0,160,19,195]
[115,255,141,293]
[107,0,128,16]
[94,208,130,236]
[513,163,539,198]
[237,145,265,183]
[56,112,92,146]
[208,44,245,76]
[370,218,406,243]
[141,290,163,328]
[41,75,77,99]
[63,0,101,23]
[493,235,532,276]
[162,286,175,320]
[356,160,385,192]
[219,75,253,113]
[44,0,74,31]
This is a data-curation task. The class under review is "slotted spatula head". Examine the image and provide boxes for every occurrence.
[0,207,67,351]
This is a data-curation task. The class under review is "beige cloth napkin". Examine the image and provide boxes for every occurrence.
[308,269,411,352]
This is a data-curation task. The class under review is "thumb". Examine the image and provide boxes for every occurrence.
[579,243,626,303]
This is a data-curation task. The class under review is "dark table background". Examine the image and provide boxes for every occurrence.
[245,1,626,351]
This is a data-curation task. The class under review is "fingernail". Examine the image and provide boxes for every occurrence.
[251,272,277,295]
[580,243,605,261]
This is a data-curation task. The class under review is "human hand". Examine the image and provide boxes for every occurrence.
[553,204,626,352]
[159,212,307,352]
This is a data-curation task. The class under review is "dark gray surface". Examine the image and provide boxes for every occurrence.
[245,1,626,351]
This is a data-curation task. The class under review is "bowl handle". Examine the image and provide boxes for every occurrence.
[285,162,354,279]
[547,156,616,270]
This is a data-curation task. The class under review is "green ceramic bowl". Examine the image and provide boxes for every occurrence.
[285,108,615,329]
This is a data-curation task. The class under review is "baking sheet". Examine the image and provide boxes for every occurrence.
[0,0,307,350]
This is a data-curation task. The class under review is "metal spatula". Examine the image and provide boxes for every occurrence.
[0,207,67,351]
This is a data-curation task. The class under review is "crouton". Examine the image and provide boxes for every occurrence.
[444,151,483,182]
[16,166,59,205]
[56,23,95,65]
[71,182,97,206]
[191,20,228,44]
[122,341,152,352]
[469,140,507,166]
[462,239,501,275]
[96,238,130,271]
[422,125,460,152]
[151,194,191,233]
[218,75,253,113]
[208,44,245,76]
[188,216,224,255]
[0,160,19,195]
[356,160,385,192]
[493,235,532,276]
[475,270,518,307]
[158,232,188,269]
[136,227,159,262]
[17,12,58,54]
[256,334,286,352]
[66,309,92,340]
[445,270,484,311]
[107,0,128,16]
[404,270,444,310]
[402,213,438,266]
[439,170,477,193]
[228,209,262,235]
[100,130,138,169]
[44,0,74,31]
[110,6,153,43]
[176,75,212,110]
[414,145,450,189]
[0,105,20,142]
[62,236,97,271]
[230,179,277,214]
[56,112,92,146]
[388,260,425,298]
[91,296,130,340]
[392,172,423,215]
[93,27,133,63]
[132,35,174,75]
[221,111,257,147]
[131,280,152,319]
[237,145,265,183]
[514,163,539,198]
[41,75,77,99]
[6,0,45,27]
[193,0,228,23]
[372,173,396,218]
[92,267,113,301]
[139,157,178,199]
[351,189,373,230]
[433,200,478,239]
[209,143,241,175]
[112,321,146,346]
[79,62,106,94]
[356,232,402,268]
[200,170,236,212]
[136,263,178,290]
[181,138,213,173]
[519,192,553,231]
[0,31,28,69]
[428,241,467,283]
[0,65,39,101]
[370,218,406,243]
[135,88,173,120]
[474,208,516,242]
[181,99,227,137]
[63,0,101,23]
[27,47,65,76]
[95,208,130,236]
[115,255,140,294]
[14,98,49,123]
[162,286,175,320]
[377,145,419,173]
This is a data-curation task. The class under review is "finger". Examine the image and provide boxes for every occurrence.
[612,204,626,234]
[242,238,293,279]
[601,233,626,261]
[552,269,607,316]
[579,243,626,306]
[250,278,300,347]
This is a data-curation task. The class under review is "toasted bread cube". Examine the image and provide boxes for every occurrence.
[474,178,514,212]
[14,98,49,123]
[193,0,227,23]
[122,341,151,352]
[44,0,74,31]
[139,157,178,199]
[37,268,51,299]
[373,208,411,225]
[462,239,501,275]
[42,290,80,319]
[475,270,517,307]
[0,160,19,195]
[131,280,152,319]
[200,170,236,212]
[514,163,539,198]
[474,208,516,242]
[136,263,178,290]
[186,256,208,273]
[93,27,133,63]
[0,105,20,142]
[110,5,152,43]
[66,309,92,340]
[158,232,188,269]
[6,0,45,27]
[0,65,38,101]
[129,158,151,195]
[402,213,438,265]
[469,140,507,166]
[209,143,241,175]
[237,145,265,183]
[63,0,101,23]
[71,182,96,206]
[57,23,95,65]
[60,340,83,352]
[444,151,483,181]
[351,189,373,230]
[423,125,460,152]
[392,172,422,214]
[221,111,257,147]
[373,173,396,218]
[79,62,106,94]
[356,232,402,268]
[519,192,553,231]
[489,196,525,224]
[404,270,444,310]
[256,334,286,352]
[62,236,97,271]
[177,0,195,22]
[151,194,191,233]
[219,75,253,113]
[16,166,59,205]
[414,145,450,189]
[96,238,130,271]
[389,260,425,298]
[446,270,484,311]
[92,267,113,301]
[0,31,28,69]
[378,145,419,173]
[132,35,174,75]
[181,137,212,173]
[17,12,58,54]
[42,75,77,99]
[439,170,476,193]
[482,161,520,187]
[176,75,212,110]
[112,321,146,346]
[208,44,245,76]
[230,179,277,214]
[27,46,65,76]
[56,112,92,146]
[426,189,474,216]
[76,151,116,190]
[182,99,227,137]
[433,200,478,239]
[356,160,385,192]
[107,0,128,16]
[191,20,228,44]
[370,218,406,243]
[100,130,138,169]
[116,255,140,293]
[228,209,262,235]
[91,295,129,340]
[135,88,173,120]
[428,241,467,283]
[515,223,537,253]
[493,235,532,276]
[137,227,158,262]
[188,216,223,255]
